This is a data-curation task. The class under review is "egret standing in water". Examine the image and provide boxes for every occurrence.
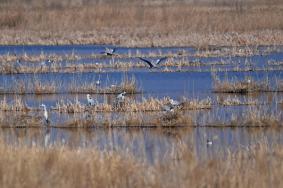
[96,75,101,86]
[138,57,167,69]
[40,104,49,125]
[87,94,96,106]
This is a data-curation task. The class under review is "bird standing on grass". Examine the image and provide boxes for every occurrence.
[116,91,126,102]
[87,94,96,106]
[138,57,167,69]
[162,104,175,112]
[163,98,182,112]
[169,98,180,107]
[40,104,49,125]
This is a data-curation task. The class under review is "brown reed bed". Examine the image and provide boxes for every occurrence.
[212,76,283,94]
[53,97,212,114]
[1,99,281,128]
[217,95,259,106]
[0,136,282,187]
[68,76,138,94]
[0,76,139,95]
[0,96,30,112]
[0,52,80,63]
[0,1,283,47]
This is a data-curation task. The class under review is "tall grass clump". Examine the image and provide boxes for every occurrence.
[212,76,273,94]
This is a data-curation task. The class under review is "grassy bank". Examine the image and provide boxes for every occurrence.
[0,0,282,46]
[0,140,282,187]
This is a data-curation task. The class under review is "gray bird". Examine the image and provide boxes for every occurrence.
[138,57,167,68]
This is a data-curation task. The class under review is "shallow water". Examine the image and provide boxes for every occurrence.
[1,127,282,163]
[0,45,283,163]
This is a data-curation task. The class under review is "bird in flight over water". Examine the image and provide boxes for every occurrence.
[138,57,167,68]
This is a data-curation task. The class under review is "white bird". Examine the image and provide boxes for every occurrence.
[101,47,116,56]
[40,104,49,125]
[169,98,180,107]
[96,75,101,86]
[207,139,213,145]
[87,94,96,106]
[47,59,54,63]
[116,91,126,101]
[162,105,174,112]
[138,57,167,68]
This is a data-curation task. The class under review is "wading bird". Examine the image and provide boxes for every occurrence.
[138,57,167,69]
[87,94,96,106]
[162,104,175,112]
[40,104,49,125]
[169,98,180,107]
[96,75,101,86]
[116,91,126,102]
[207,139,213,146]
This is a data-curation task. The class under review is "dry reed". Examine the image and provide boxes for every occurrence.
[0,0,282,46]
[212,76,279,93]
[0,138,282,187]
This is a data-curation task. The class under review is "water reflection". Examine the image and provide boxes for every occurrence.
[1,127,282,164]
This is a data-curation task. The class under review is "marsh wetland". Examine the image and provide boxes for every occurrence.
[0,44,281,154]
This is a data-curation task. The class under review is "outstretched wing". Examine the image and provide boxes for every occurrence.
[106,48,116,55]
[156,57,167,65]
[138,57,154,68]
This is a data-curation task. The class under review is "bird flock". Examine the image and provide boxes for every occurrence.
[40,47,182,125]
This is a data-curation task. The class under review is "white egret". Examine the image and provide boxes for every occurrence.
[116,91,126,101]
[207,139,213,145]
[40,104,49,125]
[138,57,167,69]
[169,98,180,107]
[87,94,96,106]
[96,75,101,86]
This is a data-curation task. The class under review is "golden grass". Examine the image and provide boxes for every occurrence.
[0,98,281,128]
[54,97,212,114]
[0,138,282,187]
[212,76,280,93]
[217,95,259,106]
[0,76,139,95]
[0,96,30,112]
[239,107,281,127]
[0,1,283,46]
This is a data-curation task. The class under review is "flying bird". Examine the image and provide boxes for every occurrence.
[101,47,116,56]
[138,57,167,68]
